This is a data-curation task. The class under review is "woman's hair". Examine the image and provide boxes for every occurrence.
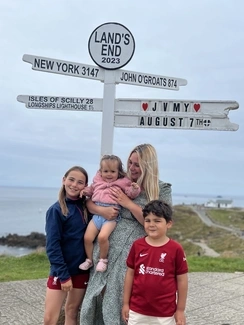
[127,144,159,201]
[58,166,89,221]
[100,155,126,179]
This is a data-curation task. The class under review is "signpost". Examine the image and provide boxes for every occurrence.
[17,95,103,112]
[23,54,105,81]
[115,69,187,91]
[88,22,135,70]
[18,22,239,154]
[114,98,239,131]
[115,99,239,116]
[114,113,238,131]
[17,95,239,131]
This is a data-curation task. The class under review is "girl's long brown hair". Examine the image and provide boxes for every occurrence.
[58,166,89,222]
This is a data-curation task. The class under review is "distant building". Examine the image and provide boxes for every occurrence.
[205,199,233,208]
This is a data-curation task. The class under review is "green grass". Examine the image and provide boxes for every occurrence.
[207,208,244,230]
[170,206,244,258]
[1,252,244,282]
[188,256,244,272]
[0,252,49,282]
[1,205,244,282]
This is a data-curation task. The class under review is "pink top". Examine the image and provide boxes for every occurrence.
[84,171,141,204]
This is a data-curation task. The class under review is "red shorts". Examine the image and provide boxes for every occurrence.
[47,274,89,290]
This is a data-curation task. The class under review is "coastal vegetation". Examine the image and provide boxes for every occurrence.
[207,208,244,230]
[1,252,244,282]
[170,206,244,258]
[1,205,244,282]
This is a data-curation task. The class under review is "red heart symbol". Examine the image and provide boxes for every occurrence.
[142,103,148,111]
[194,103,201,112]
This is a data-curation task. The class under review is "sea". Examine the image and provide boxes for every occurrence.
[0,186,244,256]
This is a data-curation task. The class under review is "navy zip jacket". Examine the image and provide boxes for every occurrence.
[45,198,89,283]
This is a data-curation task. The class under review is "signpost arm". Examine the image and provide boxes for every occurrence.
[17,23,239,154]
[101,70,116,155]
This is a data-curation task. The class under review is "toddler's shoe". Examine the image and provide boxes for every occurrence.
[96,258,108,272]
[79,258,93,270]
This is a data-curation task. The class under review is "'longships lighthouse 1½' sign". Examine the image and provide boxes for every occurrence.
[17,22,239,155]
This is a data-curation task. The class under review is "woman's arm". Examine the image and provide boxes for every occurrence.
[86,199,119,220]
[109,182,172,225]
[159,181,172,205]
[109,188,144,225]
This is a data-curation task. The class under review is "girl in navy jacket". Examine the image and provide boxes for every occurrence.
[44,166,90,325]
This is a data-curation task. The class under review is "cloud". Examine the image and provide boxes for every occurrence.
[0,0,243,197]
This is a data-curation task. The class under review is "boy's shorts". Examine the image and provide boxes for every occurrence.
[47,273,89,290]
[128,310,176,325]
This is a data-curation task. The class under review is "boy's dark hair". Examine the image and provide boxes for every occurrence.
[142,200,173,223]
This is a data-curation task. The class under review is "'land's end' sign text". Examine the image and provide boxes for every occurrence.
[88,22,135,70]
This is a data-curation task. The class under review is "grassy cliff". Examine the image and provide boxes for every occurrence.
[1,205,244,282]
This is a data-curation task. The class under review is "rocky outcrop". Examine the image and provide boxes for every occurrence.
[0,232,46,248]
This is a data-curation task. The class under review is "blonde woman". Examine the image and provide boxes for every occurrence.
[80,144,172,325]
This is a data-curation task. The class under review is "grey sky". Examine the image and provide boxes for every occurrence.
[0,0,243,196]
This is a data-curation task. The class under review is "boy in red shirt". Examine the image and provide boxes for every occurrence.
[122,200,188,325]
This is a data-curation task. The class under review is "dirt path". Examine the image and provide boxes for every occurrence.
[190,205,243,237]
[188,239,220,257]
[188,205,239,257]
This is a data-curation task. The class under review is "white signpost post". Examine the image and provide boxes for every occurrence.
[17,22,239,154]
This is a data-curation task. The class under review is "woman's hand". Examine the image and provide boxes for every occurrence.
[110,188,132,209]
[110,188,145,225]
[103,206,120,220]
[86,199,119,220]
